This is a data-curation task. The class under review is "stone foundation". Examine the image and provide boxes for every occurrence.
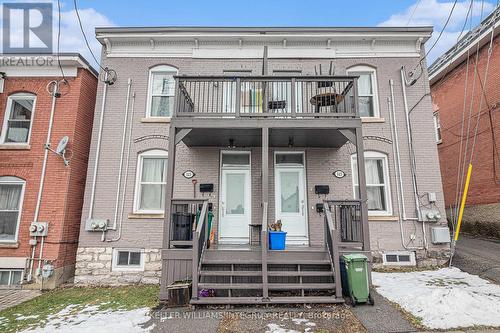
[372,248,450,269]
[74,247,161,285]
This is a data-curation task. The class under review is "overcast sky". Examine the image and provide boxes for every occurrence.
[0,0,497,69]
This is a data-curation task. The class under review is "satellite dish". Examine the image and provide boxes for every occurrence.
[56,136,69,155]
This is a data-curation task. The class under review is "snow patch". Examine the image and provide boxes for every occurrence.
[15,315,39,321]
[19,304,154,333]
[266,323,300,333]
[373,267,500,329]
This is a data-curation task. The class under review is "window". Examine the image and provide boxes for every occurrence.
[0,269,23,285]
[433,112,442,143]
[346,65,379,118]
[382,251,416,266]
[351,152,392,215]
[146,65,177,118]
[0,176,25,242]
[112,249,144,271]
[1,93,36,144]
[134,150,168,213]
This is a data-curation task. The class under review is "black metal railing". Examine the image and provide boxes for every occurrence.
[191,200,209,300]
[325,200,363,243]
[174,76,359,118]
[324,202,343,299]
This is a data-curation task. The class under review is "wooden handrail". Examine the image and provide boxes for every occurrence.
[324,202,343,300]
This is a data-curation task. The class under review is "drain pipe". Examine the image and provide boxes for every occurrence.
[88,71,109,221]
[107,91,135,242]
[29,80,63,280]
[389,79,424,250]
[111,78,132,230]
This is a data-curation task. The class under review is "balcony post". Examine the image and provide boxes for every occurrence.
[291,78,296,117]
[354,127,371,254]
[261,127,269,299]
[353,77,359,118]
[235,78,241,117]
[173,78,180,116]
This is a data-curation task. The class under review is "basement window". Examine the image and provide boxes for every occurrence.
[112,249,144,271]
[0,269,23,286]
[382,251,416,266]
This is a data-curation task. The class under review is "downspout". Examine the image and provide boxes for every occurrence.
[29,80,63,280]
[389,79,424,250]
[88,71,109,221]
[111,78,132,230]
[107,91,135,242]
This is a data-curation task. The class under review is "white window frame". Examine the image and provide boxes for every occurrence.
[134,149,168,214]
[346,65,380,118]
[0,269,24,286]
[145,65,178,119]
[351,151,392,216]
[0,93,37,144]
[433,112,442,144]
[112,248,145,272]
[0,176,26,243]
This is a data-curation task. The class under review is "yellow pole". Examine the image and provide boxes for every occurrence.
[454,163,473,241]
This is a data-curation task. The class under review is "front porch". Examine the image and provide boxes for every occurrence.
[159,75,371,304]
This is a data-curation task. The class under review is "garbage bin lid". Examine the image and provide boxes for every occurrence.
[342,253,368,262]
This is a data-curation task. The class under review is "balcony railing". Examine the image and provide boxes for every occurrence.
[325,200,363,243]
[175,76,359,118]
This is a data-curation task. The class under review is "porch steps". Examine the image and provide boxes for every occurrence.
[194,247,341,304]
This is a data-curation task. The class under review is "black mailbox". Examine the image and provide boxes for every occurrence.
[315,185,330,195]
[200,183,214,193]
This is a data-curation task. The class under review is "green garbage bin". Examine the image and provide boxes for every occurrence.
[341,254,374,306]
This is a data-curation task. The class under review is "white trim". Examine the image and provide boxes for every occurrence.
[0,257,27,269]
[111,248,145,272]
[351,151,392,216]
[0,93,37,145]
[0,176,25,244]
[218,150,252,244]
[382,251,416,266]
[145,65,177,119]
[346,65,380,118]
[133,149,168,214]
[273,151,309,245]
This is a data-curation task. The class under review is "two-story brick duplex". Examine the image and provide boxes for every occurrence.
[0,54,97,288]
[75,27,450,304]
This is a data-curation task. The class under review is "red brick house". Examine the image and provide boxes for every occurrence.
[0,54,97,288]
[429,8,500,238]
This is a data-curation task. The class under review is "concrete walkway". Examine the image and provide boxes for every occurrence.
[351,290,416,333]
[0,289,41,311]
[453,235,500,284]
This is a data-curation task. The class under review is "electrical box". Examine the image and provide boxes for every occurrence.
[29,222,48,237]
[85,218,109,231]
[427,192,437,203]
[431,227,451,244]
[420,207,442,222]
[316,203,324,213]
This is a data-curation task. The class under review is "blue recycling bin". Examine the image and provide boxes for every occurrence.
[268,231,287,250]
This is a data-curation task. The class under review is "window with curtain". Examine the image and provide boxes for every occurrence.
[135,150,168,213]
[147,65,177,117]
[0,176,25,241]
[1,93,36,144]
[351,152,391,215]
[346,66,379,118]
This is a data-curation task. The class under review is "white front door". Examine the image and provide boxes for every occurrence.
[274,153,308,245]
[219,153,251,244]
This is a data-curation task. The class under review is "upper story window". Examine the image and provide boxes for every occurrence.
[134,149,168,214]
[346,65,379,118]
[0,176,25,242]
[1,93,36,144]
[146,65,177,118]
[351,151,392,216]
[433,112,442,144]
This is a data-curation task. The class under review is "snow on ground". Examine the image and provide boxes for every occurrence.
[19,304,153,333]
[266,317,317,333]
[373,267,500,329]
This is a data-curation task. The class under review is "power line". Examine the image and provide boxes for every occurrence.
[56,0,66,80]
[407,0,423,26]
[73,0,107,73]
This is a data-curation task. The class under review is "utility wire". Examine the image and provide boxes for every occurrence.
[407,0,423,26]
[73,0,107,73]
[56,0,66,80]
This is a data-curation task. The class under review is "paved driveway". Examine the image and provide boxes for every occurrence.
[0,289,41,311]
[453,235,500,284]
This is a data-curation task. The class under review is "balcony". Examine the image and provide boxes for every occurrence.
[174,75,359,119]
